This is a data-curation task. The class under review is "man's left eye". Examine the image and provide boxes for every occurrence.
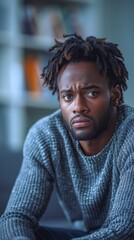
[87,92,99,97]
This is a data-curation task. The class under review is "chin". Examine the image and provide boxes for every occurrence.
[71,130,97,141]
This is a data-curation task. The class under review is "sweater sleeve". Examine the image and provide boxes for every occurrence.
[0,124,54,240]
[72,153,134,240]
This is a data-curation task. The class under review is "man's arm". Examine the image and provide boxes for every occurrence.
[0,126,54,240]
[72,157,134,240]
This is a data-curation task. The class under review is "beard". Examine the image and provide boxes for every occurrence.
[62,100,114,141]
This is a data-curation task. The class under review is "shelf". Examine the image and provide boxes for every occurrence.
[0,90,58,109]
[20,35,55,51]
[0,0,90,150]
[0,31,55,51]
[23,0,90,6]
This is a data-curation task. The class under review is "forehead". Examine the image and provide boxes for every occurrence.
[57,61,109,89]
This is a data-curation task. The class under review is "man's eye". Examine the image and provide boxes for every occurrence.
[62,94,73,101]
[87,91,99,97]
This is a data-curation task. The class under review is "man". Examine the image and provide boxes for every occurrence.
[0,34,134,239]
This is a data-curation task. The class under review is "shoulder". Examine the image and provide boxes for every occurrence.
[115,104,134,171]
[117,104,134,143]
[115,104,134,148]
[117,104,134,132]
[23,109,66,151]
[28,109,63,136]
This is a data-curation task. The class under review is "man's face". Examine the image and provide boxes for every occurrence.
[58,61,116,141]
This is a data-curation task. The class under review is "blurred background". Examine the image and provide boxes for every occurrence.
[0,0,134,225]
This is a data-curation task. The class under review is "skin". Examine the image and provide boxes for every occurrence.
[57,61,121,156]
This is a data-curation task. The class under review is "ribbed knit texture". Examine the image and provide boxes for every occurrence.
[0,104,134,240]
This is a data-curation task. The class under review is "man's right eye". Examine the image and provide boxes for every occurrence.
[62,94,73,101]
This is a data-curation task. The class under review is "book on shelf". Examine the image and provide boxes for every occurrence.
[22,3,84,40]
[22,4,38,35]
[37,5,67,40]
[23,54,41,97]
[62,5,83,36]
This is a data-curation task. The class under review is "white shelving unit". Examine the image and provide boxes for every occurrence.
[0,0,90,150]
[0,0,25,150]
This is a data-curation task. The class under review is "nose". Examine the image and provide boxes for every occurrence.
[73,95,89,114]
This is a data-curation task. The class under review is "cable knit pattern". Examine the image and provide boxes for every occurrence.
[0,104,134,240]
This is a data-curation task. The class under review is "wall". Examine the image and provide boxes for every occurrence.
[98,0,134,106]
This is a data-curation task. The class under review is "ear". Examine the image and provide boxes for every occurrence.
[111,85,121,106]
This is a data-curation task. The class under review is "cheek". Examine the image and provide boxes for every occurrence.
[90,95,111,115]
[61,107,66,117]
[60,102,69,120]
[60,100,74,126]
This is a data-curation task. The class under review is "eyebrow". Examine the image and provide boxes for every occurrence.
[80,85,100,90]
[60,89,72,94]
[60,85,100,94]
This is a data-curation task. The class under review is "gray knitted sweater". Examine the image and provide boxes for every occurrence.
[0,104,134,240]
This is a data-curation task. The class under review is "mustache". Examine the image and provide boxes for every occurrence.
[70,114,95,125]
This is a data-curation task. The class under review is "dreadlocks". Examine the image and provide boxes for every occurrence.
[41,33,128,102]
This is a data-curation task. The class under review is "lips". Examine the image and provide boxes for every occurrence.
[71,116,92,129]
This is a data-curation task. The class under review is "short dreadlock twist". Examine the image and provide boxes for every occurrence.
[41,34,128,102]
